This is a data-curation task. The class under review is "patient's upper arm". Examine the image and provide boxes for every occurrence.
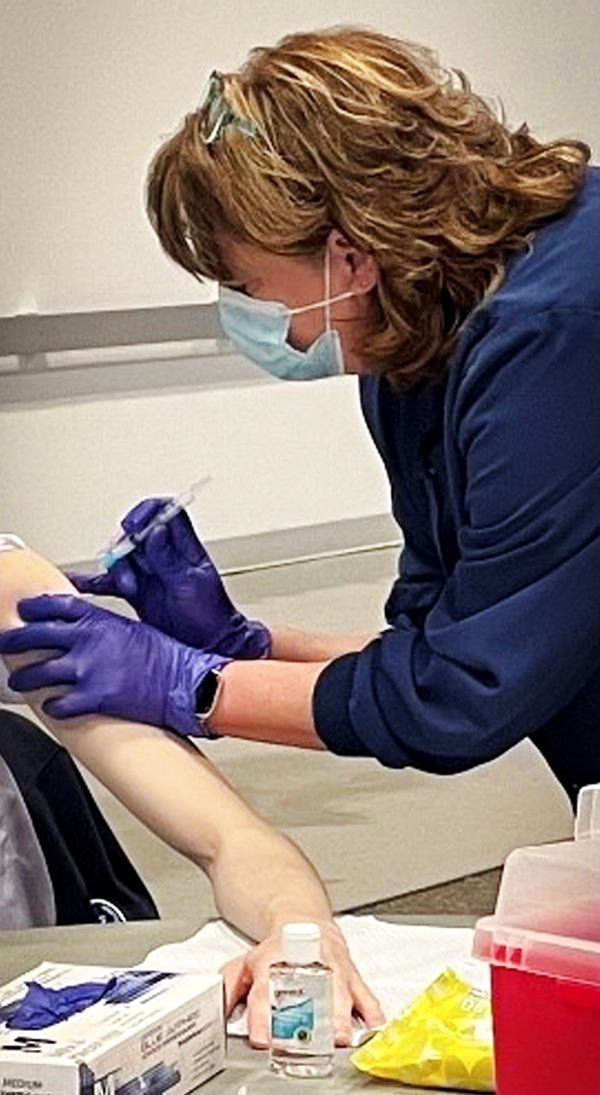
[0,544,73,629]
[0,540,264,869]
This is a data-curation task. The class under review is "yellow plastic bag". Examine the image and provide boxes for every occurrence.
[351,968,494,1091]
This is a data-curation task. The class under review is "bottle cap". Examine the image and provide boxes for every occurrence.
[281,923,321,965]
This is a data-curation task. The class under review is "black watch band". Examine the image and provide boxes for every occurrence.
[194,669,223,730]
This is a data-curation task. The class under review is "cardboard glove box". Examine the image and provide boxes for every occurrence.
[0,962,225,1095]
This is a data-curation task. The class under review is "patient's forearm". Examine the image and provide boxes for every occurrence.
[206,823,332,939]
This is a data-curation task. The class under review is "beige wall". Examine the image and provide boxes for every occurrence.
[1,0,598,563]
[0,373,391,565]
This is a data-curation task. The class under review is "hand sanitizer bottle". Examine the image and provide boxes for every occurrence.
[269,923,334,1077]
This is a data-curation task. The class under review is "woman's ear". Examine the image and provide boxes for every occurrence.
[327,228,378,296]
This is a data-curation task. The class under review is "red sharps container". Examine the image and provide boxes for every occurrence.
[473,783,600,1095]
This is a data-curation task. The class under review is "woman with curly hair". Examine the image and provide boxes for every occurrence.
[3,27,598,810]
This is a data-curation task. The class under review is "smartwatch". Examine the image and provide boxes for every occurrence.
[194,669,223,732]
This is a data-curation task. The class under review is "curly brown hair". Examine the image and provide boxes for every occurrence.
[147,26,589,388]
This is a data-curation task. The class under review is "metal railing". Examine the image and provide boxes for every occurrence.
[0,304,267,403]
[0,303,222,366]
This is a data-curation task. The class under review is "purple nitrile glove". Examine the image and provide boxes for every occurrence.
[8,978,113,1029]
[68,498,270,659]
[0,595,229,738]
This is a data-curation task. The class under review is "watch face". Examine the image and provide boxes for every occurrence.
[195,670,221,719]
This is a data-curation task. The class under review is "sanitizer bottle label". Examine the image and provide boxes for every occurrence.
[271,990,315,1042]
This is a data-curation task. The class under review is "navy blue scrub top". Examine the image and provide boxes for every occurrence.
[313,167,600,807]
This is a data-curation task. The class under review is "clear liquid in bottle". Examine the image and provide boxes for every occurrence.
[269,924,334,1078]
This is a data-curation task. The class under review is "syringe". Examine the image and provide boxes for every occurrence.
[98,477,210,572]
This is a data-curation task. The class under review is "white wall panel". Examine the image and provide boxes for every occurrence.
[1,371,390,565]
[1,0,597,315]
[1,1,596,562]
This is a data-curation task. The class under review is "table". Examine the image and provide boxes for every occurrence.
[0,915,476,1094]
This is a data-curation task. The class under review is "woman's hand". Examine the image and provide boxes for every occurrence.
[69,499,270,659]
[0,594,228,737]
[221,920,385,1048]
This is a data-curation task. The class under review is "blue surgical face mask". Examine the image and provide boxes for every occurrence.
[217,253,355,381]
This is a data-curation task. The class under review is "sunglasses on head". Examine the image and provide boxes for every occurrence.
[199,70,260,145]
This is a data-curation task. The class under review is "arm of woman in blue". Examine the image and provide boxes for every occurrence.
[314,306,600,786]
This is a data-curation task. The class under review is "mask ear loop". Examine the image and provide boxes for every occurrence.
[287,257,354,317]
[324,246,332,333]
[324,243,346,374]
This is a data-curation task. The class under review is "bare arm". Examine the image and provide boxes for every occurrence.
[0,545,330,937]
[0,543,383,1042]
[204,620,373,749]
[269,624,373,662]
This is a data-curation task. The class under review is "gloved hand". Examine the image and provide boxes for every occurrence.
[0,595,229,737]
[68,499,270,659]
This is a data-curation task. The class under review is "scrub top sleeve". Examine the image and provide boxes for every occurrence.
[313,308,600,771]
[383,531,444,626]
[312,653,365,755]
